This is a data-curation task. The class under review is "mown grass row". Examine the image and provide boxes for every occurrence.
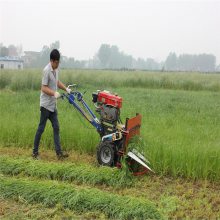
[0,176,162,220]
[0,156,133,187]
[1,69,220,91]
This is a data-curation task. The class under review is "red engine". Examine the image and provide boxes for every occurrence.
[92,90,122,135]
[97,90,122,108]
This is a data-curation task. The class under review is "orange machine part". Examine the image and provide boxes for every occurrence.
[123,113,142,152]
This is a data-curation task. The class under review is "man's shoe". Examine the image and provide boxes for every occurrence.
[32,153,40,160]
[57,152,69,160]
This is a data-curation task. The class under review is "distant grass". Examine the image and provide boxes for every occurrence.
[0,176,162,220]
[0,156,133,187]
[1,69,220,91]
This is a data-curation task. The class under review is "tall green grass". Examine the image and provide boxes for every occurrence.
[0,70,220,181]
[1,69,220,91]
[0,156,133,187]
[0,176,162,219]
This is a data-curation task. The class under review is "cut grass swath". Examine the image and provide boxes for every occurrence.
[0,176,163,220]
[0,156,133,187]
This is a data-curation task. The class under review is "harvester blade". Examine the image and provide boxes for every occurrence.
[131,148,150,164]
[127,151,154,173]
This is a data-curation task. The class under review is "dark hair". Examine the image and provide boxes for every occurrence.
[50,49,60,61]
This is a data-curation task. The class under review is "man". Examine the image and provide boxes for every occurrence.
[33,49,71,160]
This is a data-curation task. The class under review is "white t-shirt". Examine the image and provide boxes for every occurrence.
[40,62,59,112]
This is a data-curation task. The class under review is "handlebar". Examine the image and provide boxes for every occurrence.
[59,84,87,102]
[67,84,77,90]
[61,90,84,101]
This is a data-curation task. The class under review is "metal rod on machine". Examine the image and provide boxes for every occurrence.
[63,93,103,133]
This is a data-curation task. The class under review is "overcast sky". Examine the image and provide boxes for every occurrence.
[0,0,220,63]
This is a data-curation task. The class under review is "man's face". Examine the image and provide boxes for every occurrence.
[51,60,60,70]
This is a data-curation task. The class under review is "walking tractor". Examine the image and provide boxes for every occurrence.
[61,85,153,175]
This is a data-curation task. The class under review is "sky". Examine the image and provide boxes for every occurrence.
[0,0,220,63]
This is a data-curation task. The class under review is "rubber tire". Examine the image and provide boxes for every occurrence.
[96,141,115,167]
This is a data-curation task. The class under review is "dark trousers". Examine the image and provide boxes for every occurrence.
[33,107,62,155]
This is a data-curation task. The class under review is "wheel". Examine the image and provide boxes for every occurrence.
[96,141,115,167]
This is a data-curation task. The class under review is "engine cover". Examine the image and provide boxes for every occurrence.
[92,90,122,135]
[97,91,122,108]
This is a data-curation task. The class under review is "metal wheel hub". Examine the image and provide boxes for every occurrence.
[101,146,112,163]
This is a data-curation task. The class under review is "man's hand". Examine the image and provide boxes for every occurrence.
[66,88,72,94]
[54,91,61,99]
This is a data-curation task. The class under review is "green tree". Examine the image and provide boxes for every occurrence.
[97,44,111,68]
[38,41,60,67]
[0,46,9,57]
[165,52,177,71]
[8,45,18,56]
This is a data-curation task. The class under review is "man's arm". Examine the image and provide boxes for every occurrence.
[41,85,56,96]
[57,80,67,91]
[41,81,69,96]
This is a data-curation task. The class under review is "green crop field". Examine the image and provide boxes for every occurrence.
[0,69,220,219]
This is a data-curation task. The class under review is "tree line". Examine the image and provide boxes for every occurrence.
[95,45,217,72]
[0,42,219,72]
[165,52,216,72]
[0,43,22,57]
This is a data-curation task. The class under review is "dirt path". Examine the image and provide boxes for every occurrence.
[0,146,96,164]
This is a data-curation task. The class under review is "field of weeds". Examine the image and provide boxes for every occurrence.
[0,69,220,219]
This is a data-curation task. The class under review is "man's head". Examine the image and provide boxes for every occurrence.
[50,49,60,70]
